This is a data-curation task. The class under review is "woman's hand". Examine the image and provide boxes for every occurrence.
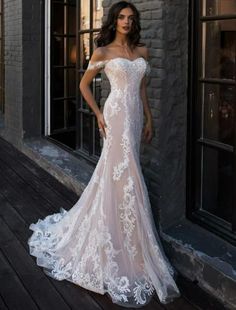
[143,120,153,144]
[97,112,107,139]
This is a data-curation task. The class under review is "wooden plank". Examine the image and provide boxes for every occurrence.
[86,290,165,310]
[0,217,72,310]
[0,172,47,224]
[0,294,10,310]
[0,149,77,212]
[87,290,136,310]
[0,195,102,310]
[0,250,38,310]
[141,294,165,310]
[0,161,54,217]
[163,298,197,310]
[0,137,78,204]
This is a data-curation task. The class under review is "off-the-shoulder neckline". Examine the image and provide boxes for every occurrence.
[89,56,148,65]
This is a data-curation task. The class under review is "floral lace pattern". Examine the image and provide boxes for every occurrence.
[119,176,137,259]
[28,57,181,308]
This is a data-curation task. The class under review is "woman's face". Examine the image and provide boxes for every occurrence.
[116,7,134,35]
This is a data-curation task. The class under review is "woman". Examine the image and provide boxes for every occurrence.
[28,1,181,307]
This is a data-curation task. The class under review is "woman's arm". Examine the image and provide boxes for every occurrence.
[140,47,153,143]
[79,47,107,139]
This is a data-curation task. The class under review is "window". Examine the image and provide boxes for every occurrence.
[49,0,103,163]
[76,0,103,161]
[50,0,77,149]
[0,0,4,115]
[188,0,236,244]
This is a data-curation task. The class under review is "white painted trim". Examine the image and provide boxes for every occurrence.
[44,0,51,136]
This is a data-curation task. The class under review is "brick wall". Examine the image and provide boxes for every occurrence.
[1,0,42,147]
[3,0,23,147]
[22,0,42,138]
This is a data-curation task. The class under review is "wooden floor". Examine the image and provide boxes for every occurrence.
[0,137,202,310]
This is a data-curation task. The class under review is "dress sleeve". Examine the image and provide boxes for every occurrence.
[86,60,106,71]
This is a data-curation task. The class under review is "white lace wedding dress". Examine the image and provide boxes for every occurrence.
[28,57,181,308]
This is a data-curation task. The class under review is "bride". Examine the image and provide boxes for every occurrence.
[28,1,181,307]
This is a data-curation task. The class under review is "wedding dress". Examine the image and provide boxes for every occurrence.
[28,57,181,308]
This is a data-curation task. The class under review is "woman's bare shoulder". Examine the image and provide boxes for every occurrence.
[90,47,108,62]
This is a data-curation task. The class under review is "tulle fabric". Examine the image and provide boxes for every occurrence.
[28,57,181,308]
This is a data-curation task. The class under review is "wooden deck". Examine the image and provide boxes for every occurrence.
[0,137,219,310]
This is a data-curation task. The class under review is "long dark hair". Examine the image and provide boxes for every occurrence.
[94,1,144,50]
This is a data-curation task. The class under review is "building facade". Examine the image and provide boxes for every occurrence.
[0,0,236,308]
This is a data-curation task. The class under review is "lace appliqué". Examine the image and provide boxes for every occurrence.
[133,276,155,305]
[109,89,122,117]
[113,90,131,181]
[51,258,73,280]
[113,131,130,181]
[101,223,131,303]
[87,60,108,71]
[119,176,137,259]
[102,118,112,165]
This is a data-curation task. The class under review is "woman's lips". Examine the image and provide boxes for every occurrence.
[123,26,130,30]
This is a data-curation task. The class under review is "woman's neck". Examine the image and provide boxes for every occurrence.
[113,32,129,47]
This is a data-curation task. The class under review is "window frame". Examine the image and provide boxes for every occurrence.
[47,0,103,164]
[75,0,103,163]
[0,0,4,115]
[187,0,236,245]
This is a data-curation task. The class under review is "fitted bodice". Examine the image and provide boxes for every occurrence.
[87,57,150,95]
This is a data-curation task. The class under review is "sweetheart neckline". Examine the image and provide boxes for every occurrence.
[89,57,147,66]
[105,56,146,64]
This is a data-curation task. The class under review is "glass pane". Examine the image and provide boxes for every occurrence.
[91,75,102,107]
[202,0,236,16]
[80,0,90,30]
[202,20,236,79]
[52,3,65,34]
[68,68,76,97]
[68,0,76,6]
[82,113,90,152]
[68,37,76,65]
[80,33,90,68]
[0,64,2,86]
[82,96,89,110]
[68,6,76,35]
[201,147,233,223]
[67,99,76,126]
[51,100,65,130]
[53,36,64,66]
[203,83,235,145]
[94,116,102,155]
[53,68,65,98]
[93,0,103,28]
